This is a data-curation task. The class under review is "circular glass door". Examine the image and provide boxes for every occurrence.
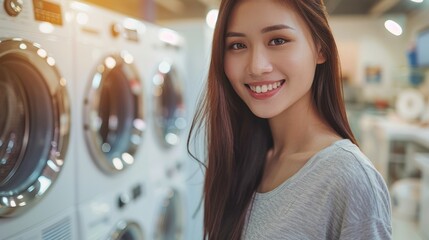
[0,38,70,217]
[84,52,145,174]
[110,221,144,240]
[154,188,185,240]
[152,61,186,148]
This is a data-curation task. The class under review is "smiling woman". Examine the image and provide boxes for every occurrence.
[187,0,392,239]
[224,1,325,119]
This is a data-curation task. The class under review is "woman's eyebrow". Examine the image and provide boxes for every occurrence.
[226,24,295,38]
[261,24,295,33]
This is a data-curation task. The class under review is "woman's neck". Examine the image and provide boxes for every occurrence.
[268,93,340,159]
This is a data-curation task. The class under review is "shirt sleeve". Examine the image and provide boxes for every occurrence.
[334,146,393,240]
[339,217,392,240]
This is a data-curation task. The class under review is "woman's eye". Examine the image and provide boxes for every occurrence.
[230,42,246,50]
[269,38,287,46]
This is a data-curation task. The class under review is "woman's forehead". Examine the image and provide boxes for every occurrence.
[226,0,302,33]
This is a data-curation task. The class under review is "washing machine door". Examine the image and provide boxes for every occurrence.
[154,188,185,240]
[0,39,70,217]
[152,61,186,148]
[109,221,145,240]
[84,53,144,174]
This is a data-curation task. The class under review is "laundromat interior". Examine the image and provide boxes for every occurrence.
[1,0,429,239]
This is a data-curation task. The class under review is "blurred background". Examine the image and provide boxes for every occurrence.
[0,0,429,239]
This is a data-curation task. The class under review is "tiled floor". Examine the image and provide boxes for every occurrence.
[392,215,423,240]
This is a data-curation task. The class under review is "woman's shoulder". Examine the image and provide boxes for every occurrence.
[299,139,389,199]
[307,139,390,204]
[314,139,391,218]
[301,139,383,185]
[319,139,381,180]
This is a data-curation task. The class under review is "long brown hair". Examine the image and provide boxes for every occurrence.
[187,0,357,239]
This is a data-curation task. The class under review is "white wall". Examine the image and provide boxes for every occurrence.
[330,5,429,103]
[330,16,409,103]
[406,6,429,39]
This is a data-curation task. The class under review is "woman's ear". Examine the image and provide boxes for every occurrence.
[316,43,326,64]
[316,49,326,64]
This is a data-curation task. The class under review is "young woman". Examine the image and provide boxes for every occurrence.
[188,0,392,239]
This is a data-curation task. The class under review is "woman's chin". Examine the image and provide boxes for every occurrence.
[249,108,279,119]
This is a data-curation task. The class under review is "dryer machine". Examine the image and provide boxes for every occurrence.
[77,179,150,240]
[141,24,188,240]
[0,0,77,239]
[71,2,149,239]
[146,25,188,170]
[144,145,186,240]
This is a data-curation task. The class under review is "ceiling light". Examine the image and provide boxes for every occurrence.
[206,9,219,29]
[410,0,424,3]
[384,20,403,36]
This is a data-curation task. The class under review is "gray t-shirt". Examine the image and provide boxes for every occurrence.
[242,139,392,240]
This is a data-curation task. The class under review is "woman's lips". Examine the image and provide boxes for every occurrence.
[245,80,285,100]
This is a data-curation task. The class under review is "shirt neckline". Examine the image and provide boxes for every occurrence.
[254,138,351,200]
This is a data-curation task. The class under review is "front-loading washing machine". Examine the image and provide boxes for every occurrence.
[145,153,186,240]
[139,24,188,240]
[146,25,188,170]
[70,2,150,239]
[77,178,149,240]
[0,0,77,239]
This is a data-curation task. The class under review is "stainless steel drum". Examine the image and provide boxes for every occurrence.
[152,61,186,148]
[83,53,145,174]
[0,38,70,217]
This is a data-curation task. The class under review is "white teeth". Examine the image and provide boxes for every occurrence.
[248,81,283,93]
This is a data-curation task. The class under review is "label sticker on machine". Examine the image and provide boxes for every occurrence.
[33,0,62,26]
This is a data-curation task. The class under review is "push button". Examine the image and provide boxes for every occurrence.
[4,0,23,17]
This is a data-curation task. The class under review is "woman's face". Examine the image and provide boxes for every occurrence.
[224,0,325,119]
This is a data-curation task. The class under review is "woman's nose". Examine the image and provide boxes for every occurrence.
[247,46,273,77]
